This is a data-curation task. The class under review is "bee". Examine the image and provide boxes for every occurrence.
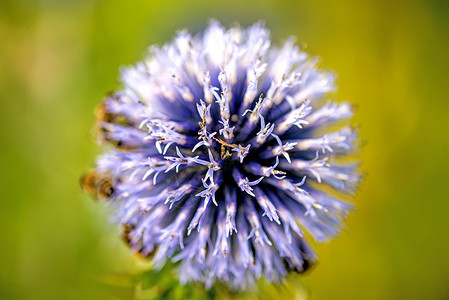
[282,257,315,274]
[94,97,136,151]
[95,98,116,124]
[120,223,135,245]
[80,171,115,200]
[94,100,118,142]
[282,240,316,274]
[120,224,156,259]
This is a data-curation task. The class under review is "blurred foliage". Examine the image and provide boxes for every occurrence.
[129,263,308,300]
[1,0,449,299]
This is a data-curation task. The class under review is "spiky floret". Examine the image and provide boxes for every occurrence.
[89,21,359,289]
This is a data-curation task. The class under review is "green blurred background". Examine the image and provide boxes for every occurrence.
[1,0,449,299]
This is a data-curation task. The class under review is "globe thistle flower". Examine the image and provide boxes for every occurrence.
[83,21,359,289]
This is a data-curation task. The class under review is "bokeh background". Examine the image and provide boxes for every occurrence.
[1,0,449,299]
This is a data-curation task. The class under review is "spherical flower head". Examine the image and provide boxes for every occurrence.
[84,21,359,289]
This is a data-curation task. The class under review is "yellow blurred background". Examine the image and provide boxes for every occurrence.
[1,0,449,299]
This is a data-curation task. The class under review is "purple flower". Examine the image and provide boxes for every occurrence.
[85,21,359,289]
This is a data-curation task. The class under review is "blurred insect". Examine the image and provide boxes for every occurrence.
[282,257,315,274]
[120,224,156,259]
[282,240,316,274]
[80,171,115,200]
[94,95,134,150]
